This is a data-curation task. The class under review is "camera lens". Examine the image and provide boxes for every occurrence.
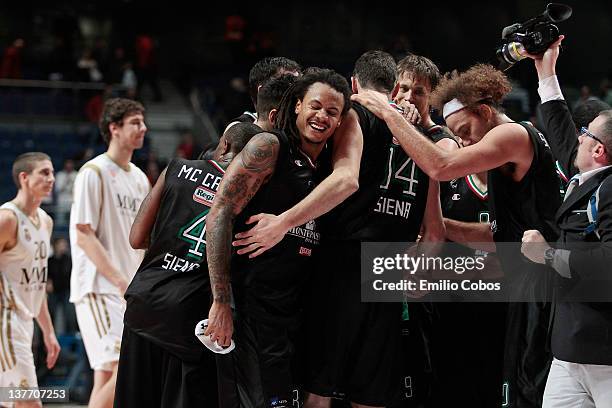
[500,42,527,64]
[496,42,527,70]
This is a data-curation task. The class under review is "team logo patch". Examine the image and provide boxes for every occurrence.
[299,247,312,256]
[193,186,215,206]
[24,228,31,242]
[288,219,320,245]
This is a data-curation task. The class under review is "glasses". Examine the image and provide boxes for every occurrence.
[580,127,606,146]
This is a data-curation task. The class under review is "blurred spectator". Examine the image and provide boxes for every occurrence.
[135,34,162,102]
[121,62,137,99]
[54,159,78,227]
[76,49,103,82]
[225,15,246,42]
[1,38,25,79]
[91,37,110,79]
[85,85,113,123]
[48,35,74,81]
[572,99,611,131]
[572,85,602,110]
[176,131,195,159]
[47,238,77,335]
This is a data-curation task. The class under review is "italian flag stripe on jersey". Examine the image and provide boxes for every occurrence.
[465,174,488,200]
[208,160,225,174]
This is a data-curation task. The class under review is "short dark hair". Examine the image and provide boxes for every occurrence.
[397,54,442,92]
[99,98,145,144]
[353,50,397,94]
[256,75,297,119]
[573,99,611,131]
[12,152,51,189]
[249,57,301,109]
[276,67,351,150]
[224,122,264,154]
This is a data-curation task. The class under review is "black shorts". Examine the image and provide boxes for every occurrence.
[114,327,218,408]
[502,302,552,408]
[303,240,402,406]
[217,312,297,408]
[428,303,507,407]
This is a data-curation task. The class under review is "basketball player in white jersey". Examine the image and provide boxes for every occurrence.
[70,98,150,408]
[0,152,60,408]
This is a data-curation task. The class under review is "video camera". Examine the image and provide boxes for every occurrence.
[496,3,572,71]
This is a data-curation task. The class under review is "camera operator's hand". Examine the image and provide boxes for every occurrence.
[525,35,564,80]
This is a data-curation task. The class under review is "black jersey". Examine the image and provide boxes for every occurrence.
[320,102,429,241]
[231,130,320,324]
[443,175,489,223]
[488,122,561,269]
[318,101,391,240]
[124,158,226,362]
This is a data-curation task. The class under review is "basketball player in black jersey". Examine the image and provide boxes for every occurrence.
[394,54,458,151]
[205,69,352,408]
[430,173,508,408]
[230,51,444,408]
[225,57,302,132]
[114,123,262,408]
[352,64,561,408]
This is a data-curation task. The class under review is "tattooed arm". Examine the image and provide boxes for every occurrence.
[204,132,280,346]
[130,167,167,249]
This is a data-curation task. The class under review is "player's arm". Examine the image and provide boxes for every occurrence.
[443,218,496,252]
[421,181,446,243]
[130,167,167,249]
[233,109,362,257]
[351,91,533,181]
[0,209,18,298]
[205,132,280,346]
[76,225,129,294]
[73,167,128,295]
[35,298,60,369]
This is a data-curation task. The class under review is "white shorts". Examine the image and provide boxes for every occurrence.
[75,293,124,371]
[0,305,38,389]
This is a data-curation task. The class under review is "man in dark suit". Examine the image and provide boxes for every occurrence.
[521,36,612,408]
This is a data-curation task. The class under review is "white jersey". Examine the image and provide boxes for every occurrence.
[69,154,150,302]
[0,203,51,319]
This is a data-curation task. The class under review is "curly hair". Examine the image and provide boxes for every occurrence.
[275,67,351,150]
[430,64,511,114]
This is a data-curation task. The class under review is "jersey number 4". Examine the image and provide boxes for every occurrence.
[178,210,209,261]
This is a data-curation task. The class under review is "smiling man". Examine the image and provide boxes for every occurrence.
[0,152,60,408]
[69,98,151,408]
